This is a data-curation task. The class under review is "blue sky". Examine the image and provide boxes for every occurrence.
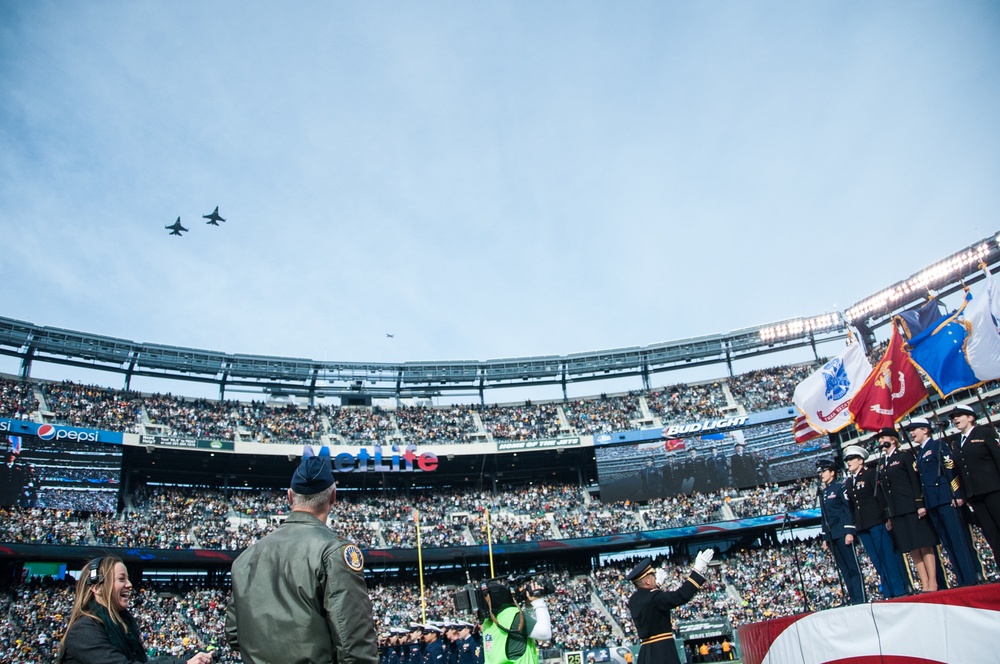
[2,2,999,399]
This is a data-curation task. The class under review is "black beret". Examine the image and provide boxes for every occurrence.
[291,449,334,494]
[625,557,655,582]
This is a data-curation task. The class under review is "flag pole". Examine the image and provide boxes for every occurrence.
[485,508,495,579]
[415,508,426,624]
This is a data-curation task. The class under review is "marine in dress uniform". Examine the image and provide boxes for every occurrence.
[626,550,713,664]
[816,458,866,604]
[949,404,1000,568]
[905,417,982,586]
[843,445,909,598]
[876,428,939,592]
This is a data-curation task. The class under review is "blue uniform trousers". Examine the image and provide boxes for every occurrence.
[830,538,866,604]
[857,526,908,598]
[928,504,981,586]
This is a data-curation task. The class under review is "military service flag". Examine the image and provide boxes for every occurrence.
[848,327,928,431]
[793,342,872,434]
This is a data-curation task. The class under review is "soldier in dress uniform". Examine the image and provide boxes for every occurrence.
[454,622,482,664]
[817,457,866,605]
[422,624,446,664]
[949,404,1000,568]
[405,624,425,664]
[843,444,909,598]
[626,549,714,664]
[905,417,982,586]
[876,428,939,592]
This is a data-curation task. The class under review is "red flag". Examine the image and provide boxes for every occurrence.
[848,327,928,431]
[793,415,822,444]
[664,438,686,452]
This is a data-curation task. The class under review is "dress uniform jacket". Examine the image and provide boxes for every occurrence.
[916,438,964,507]
[877,449,924,518]
[951,425,1000,499]
[845,466,908,597]
[628,570,706,664]
[226,511,378,664]
[423,639,446,664]
[845,467,885,532]
[916,437,981,586]
[456,635,481,664]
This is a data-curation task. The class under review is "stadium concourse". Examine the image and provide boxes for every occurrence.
[2,365,1000,663]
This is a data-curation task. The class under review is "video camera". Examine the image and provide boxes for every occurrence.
[453,573,555,621]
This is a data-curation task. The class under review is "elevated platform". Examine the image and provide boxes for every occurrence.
[737,583,1000,664]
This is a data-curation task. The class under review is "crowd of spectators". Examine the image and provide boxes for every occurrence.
[0,479,828,550]
[727,364,818,414]
[2,530,998,663]
[562,393,643,435]
[40,381,144,433]
[478,401,562,441]
[237,401,323,443]
[0,377,36,419]
[143,393,239,440]
[7,362,832,448]
[646,382,730,422]
[393,404,480,444]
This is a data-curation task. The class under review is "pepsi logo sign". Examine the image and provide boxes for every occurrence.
[35,424,99,442]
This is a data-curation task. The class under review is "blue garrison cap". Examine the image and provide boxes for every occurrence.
[291,447,334,494]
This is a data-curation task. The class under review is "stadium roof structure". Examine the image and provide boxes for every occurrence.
[0,313,845,401]
[2,232,997,402]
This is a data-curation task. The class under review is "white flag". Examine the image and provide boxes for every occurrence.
[793,342,873,434]
[964,268,1000,382]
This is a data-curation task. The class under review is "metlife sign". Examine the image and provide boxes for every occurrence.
[0,418,123,445]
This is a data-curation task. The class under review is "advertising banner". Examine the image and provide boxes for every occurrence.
[495,437,582,452]
[139,435,234,452]
[0,418,124,445]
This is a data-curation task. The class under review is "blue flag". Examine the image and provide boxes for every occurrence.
[907,295,980,398]
[897,297,944,340]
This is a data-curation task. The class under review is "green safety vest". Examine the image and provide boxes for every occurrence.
[482,606,539,664]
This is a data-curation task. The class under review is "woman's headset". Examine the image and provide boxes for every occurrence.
[86,558,104,586]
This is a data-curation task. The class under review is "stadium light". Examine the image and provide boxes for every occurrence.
[758,313,843,343]
[844,240,994,324]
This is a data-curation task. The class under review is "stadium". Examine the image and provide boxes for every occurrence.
[2,233,999,663]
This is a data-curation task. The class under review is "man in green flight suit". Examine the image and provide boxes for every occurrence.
[226,448,378,664]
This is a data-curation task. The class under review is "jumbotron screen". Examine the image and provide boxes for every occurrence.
[595,419,830,503]
[2,435,121,512]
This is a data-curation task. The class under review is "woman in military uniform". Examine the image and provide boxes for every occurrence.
[876,428,939,592]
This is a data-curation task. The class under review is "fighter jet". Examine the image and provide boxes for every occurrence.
[165,218,188,236]
[386,333,395,338]
[203,206,226,226]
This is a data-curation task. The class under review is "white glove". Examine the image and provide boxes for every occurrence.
[654,568,668,586]
[693,548,714,574]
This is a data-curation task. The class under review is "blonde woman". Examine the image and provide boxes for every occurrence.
[58,556,212,664]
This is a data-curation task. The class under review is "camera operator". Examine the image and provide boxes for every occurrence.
[481,578,552,664]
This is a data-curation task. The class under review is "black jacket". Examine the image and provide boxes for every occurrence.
[877,448,924,518]
[951,424,1000,499]
[845,466,886,532]
[60,615,185,664]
